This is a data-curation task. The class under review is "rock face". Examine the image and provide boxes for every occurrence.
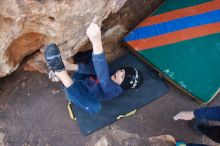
[0,0,127,77]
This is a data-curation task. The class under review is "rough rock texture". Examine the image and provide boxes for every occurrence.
[0,0,127,77]
[22,0,163,74]
[22,24,128,75]
[149,135,176,146]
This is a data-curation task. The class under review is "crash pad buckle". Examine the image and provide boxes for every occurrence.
[117,109,137,120]
[67,102,77,121]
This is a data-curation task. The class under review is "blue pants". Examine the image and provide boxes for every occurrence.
[63,72,101,114]
[63,50,101,114]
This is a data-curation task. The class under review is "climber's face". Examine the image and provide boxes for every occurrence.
[111,69,125,85]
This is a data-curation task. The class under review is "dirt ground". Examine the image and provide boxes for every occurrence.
[0,0,220,145]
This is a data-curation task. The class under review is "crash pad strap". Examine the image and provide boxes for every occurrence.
[68,102,137,121]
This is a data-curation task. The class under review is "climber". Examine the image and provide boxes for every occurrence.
[44,23,144,114]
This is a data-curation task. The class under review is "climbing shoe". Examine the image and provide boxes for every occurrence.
[44,43,65,72]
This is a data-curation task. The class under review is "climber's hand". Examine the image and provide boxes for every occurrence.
[173,111,195,121]
[86,23,103,54]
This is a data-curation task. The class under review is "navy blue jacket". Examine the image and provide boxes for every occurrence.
[194,106,220,144]
[76,52,123,100]
[64,52,123,114]
[194,106,220,121]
